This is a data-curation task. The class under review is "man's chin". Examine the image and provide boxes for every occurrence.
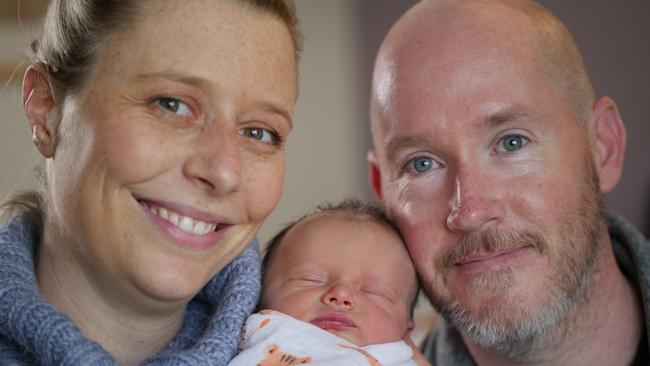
[437,284,573,352]
[442,267,517,310]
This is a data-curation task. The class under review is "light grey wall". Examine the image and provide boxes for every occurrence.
[257,0,368,244]
[0,21,40,199]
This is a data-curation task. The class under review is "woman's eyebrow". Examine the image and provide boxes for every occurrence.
[246,101,293,130]
[135,71,209,89]
[135,72,293,129]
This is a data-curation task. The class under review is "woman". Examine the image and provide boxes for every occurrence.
[0,0,300,364]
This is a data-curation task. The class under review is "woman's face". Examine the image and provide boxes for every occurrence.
[46,0,297,305]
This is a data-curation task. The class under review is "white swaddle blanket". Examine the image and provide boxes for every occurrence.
[228,310,417,366]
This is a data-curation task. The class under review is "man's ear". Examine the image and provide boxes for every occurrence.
[367,150,383,200]
[23,64,58,158]
[588,96,626,193]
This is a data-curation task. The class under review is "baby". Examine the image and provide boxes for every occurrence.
[229,199,425,366]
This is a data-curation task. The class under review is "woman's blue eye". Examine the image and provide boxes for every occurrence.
[410,157,434,173]
[498,134,528,152]
[154,97,192,116]
[240,127,278,144]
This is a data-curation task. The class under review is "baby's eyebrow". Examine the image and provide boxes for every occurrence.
[362,275,399,298]
[286,265,327,276]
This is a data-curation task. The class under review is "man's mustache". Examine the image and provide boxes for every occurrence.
[439,230,548,270]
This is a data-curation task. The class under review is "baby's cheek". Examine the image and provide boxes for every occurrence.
[268,292,312,321]
[361,305,407,344]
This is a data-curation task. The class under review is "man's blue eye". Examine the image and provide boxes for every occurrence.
[411,157,434,173]
[499,135,528,152]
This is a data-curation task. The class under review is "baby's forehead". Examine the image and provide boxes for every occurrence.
[275,214,413,273]
[293,212,396,237]
[278,214,402,253]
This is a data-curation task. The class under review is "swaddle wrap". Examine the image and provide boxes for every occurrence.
[228,310,417,366]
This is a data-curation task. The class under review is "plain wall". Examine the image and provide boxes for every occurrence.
[0,21,40,197]
[257,0,368,243]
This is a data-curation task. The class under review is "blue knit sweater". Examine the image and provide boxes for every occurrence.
[0,215,261,365]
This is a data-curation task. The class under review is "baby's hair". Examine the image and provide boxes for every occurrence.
[261,198,420,318]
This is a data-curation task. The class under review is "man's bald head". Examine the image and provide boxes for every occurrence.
[370,0,595,144]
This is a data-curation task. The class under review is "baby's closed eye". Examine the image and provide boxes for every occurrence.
[291,273,327,287]
[359,285,395,302]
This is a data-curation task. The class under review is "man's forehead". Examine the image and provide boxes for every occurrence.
[372,2,542,111]
[380,0,539,53]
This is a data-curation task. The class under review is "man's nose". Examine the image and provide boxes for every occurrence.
[183,126,241,196]
[446,168,505,233]
[321,283,355,309]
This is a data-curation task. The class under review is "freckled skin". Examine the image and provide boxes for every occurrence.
[39,0,297,314]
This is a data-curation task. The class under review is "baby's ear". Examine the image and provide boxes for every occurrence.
[407,320,415,333]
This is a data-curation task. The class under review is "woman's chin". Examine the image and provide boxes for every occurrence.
[139,248,226,303]
[126,257,218,307]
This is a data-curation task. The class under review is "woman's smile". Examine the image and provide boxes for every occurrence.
[136,198,235,249]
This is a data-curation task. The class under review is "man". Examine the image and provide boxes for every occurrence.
[367,0,649,365]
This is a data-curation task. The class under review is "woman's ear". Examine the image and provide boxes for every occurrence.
[23,64,58,158]
[588,96,626,193]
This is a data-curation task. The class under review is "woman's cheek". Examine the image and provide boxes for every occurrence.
[244,153,285,221]
[101,119,181,183]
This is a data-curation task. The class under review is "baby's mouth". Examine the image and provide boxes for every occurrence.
[139,200,223,236]
[310,312,357,331]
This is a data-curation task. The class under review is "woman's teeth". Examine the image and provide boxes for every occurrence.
[141,202,217,235]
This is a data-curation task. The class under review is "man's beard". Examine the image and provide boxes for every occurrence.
[420,158,607,358]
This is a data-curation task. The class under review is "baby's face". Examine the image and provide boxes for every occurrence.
[262,215,416,346]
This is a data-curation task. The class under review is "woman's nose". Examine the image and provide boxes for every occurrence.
[446,171,505,233]
[183,128,241,196]
[321,283,355,309]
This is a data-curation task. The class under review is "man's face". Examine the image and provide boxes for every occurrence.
[370,21,606,347]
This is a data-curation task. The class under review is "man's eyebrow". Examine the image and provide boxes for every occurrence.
[485,107,529,128]
[384,134,431,158]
